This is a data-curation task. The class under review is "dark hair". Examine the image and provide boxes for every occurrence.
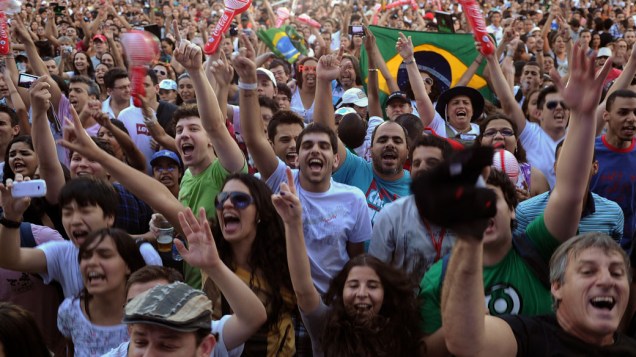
[521,88,541,119]
[161,37,175,50]
[0,104,19,127]
[211,174,294,332]
[109,119,131,136]
[125,266,183,295]
[295,57,318,89]
[411,134,453,160]
[171,103,200,132]
[475,114,528,163]
[268,58,290,75]
[104,67,129,89]
[605,89,636,111]
[524,61,543,77]
[3,135,34,183]
[296,122,339,154]
[267,110,305,142]
[70,75,101,98]
[406,70,443,103]
[72,51,95,78]
[51,74,69,97]
[59,177,119,218]
[340,55,363,87]
[146,67,159,86]
[79,228,146,298]
[258,96,280,113]
[395,114,424,147]
[487,168,518,211]
[322,254,422,356]
[0,302,51,357]
[276,82,292,100]
[338,113,367,149]
[536,85,558,110]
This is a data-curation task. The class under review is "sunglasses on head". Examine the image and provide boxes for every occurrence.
[546,100,568,110]
[215,191,253,209]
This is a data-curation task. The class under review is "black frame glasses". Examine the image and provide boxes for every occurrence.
[483,128,515,137]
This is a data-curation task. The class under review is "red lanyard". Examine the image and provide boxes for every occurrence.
[423,219,446,262]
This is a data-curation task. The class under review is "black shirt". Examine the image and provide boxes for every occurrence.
[501,314,636,356]
[156,101,178,137]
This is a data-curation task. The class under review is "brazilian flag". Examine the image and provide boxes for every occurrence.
[257,26,308,64]
[360,26,494,104]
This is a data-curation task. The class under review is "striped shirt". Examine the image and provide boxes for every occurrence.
[514,191,624,242]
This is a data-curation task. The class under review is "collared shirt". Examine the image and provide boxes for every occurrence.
[101,97,135,119]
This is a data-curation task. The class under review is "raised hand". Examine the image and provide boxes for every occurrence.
[231,51,256,83]
[362,26,376,51]
[316,48,342,82]
[271,168,302,224]
[172,19,203,72]
[28,77,52,116]
[0,174,32,222]
[238,32,256,63]
[551,43,612,116]
[175,207,223,271]
[396,32,414,61]
[57,105,102,161]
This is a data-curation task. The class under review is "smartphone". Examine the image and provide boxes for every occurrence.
[348,25,364,36]
[54,5,66,15]
[18,73,39,89]
[12,180,47,198]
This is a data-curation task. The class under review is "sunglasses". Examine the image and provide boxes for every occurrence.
[483,128,515,137]
[215,191,254,209]
[545,100,568,110]
[154,69,167,76]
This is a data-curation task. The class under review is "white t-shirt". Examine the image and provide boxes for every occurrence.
[265,159,372,294]
[117,106,157,172]
[38,240,162,298]
[101,315,244,357]
[290,88,315,124]
[519,121,564,189]
[58,297,129,357]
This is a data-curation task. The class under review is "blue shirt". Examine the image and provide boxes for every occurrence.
[333,152,411,225]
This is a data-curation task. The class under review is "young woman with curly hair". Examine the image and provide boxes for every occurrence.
[272,169,423,357]
[203,173,297,356]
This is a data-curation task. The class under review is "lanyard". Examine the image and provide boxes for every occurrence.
[423,219,446,262]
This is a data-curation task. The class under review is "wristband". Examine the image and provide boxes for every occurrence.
[238,81,258,90]
[402,58,414,65]
[0,215,21,229]
[368,68,378,72]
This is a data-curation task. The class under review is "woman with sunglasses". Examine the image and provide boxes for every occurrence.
[272,168,423,357]
[203,173,296,356]
[476,114,550,201]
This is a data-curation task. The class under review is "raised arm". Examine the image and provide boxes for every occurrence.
[231,46,280,180]
[29,78,65,205]
[93,104,147,172]
[172,22,245,173]
[363,27,383,118]
[544,44,612,241]
[483,43,528,132]
[271,168,321,313]
[397,32,435,126]
[313,50,349,166]
[176,208,267,350]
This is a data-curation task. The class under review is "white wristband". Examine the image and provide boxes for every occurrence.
[238,81,258,90]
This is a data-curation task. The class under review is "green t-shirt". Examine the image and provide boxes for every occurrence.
[179,159,247,288]
[418,214,559,334]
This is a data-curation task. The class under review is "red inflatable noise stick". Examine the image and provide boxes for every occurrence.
[204,0,252,55]
[384,0,418,10]
[121,31,160,107]
[0,12,9,56]
[459,0,495,56]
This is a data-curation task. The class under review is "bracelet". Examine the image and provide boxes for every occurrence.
[368,68,378,72]
[238,81,258,90]
[0,215,21,229]
[402,58,414,65]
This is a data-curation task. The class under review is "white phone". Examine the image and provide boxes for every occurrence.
[12,180,47,198]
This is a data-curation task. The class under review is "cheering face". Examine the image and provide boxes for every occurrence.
[271,123,303,168]
[175,117,212,171]
[62,200,114,247]
[339,58,356,89]
[446,95,474,132]
[551,248,629,344]
[343,266,385,319]
[80,235,131,295]
[178,77,195,102]
[215,179,257,244]
[481,185,514,245]
[370,122,408,178]
[297,132,338,186]
[8,141,38,178]
[480,119,517,153]
[540,92,570,133]
[300,60,317,89]
[604,96,636,146]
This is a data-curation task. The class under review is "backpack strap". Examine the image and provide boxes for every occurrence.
[512,233,551,289]
[19,222,37,248]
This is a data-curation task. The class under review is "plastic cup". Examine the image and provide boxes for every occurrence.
[157,227,174,253]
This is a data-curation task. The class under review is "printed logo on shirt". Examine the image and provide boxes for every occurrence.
[485,283,522,315]
[366,179,400,224]
[136,123,149,136]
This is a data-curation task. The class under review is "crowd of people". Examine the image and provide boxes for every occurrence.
[1,0,636,355]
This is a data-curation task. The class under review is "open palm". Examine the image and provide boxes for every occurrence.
[176,208,222,271]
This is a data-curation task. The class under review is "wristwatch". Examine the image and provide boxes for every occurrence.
[0,215,22,229]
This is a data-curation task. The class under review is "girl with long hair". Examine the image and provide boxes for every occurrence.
[290,57,318,123]
[203,173,296,356]
[272,169,423,357]
[0,302,51,357]
[57,228,145,356]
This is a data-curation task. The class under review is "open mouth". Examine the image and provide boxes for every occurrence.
[75,170,92,177]
[354,303,372,312]
[455,110,467,119]
[222,212,241,232]
[181,143,195,157]
[12,162,26,172]
[286,152,298,166]
[622,125,635,136]
[381,150,398,164]
[308,158,323,172]
[590,296,616,311]
[87,271,106,283]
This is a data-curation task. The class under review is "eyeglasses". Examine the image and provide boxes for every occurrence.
[154,69,167,76]
[483,128,515,137]
[423,77,434,86]
[545,100,568,110]
[215,191,254,209]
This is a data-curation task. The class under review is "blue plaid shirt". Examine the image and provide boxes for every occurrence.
[113,183,153,235]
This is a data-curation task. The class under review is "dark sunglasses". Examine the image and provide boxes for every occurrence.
[483,128,515,137]
[215,191,254,209]
[154,69,167,76]
[545,100,568,110]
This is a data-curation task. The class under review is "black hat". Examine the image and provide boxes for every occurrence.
[385,91,411,107]
[435,86,484,122]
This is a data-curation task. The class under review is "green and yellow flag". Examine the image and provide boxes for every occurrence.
[257,25,308,64]
[360,25,494,104]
